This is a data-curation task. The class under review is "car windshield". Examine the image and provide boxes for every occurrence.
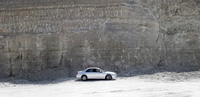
[100,69,105,72]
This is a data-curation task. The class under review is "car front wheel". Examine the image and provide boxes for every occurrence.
[105,75,112,80]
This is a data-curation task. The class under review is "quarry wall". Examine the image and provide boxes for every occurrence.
[0,0,199,80]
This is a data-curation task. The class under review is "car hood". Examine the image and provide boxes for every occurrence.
[105,71,116,75]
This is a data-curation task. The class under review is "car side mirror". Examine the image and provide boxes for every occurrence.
[100,71,102,73]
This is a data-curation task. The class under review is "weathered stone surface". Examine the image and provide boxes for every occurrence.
[0,0,199,80]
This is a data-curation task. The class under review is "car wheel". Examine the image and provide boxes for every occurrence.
[81,75,87,81]
[105,75,112,80]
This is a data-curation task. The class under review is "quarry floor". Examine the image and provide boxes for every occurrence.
[1,71,200,97]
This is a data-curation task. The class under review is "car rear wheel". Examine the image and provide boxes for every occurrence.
[105,75,112,80]
[81,75,87,81]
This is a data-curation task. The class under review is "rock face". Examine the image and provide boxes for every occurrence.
[0,0,199,80]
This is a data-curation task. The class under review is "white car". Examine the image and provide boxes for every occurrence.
[76,67,117,81]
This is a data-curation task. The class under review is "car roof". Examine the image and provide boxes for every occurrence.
[86,67,100,69]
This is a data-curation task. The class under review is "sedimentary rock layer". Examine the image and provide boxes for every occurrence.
[0,0,199,80]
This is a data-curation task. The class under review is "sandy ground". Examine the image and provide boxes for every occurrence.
[1,72,200,97]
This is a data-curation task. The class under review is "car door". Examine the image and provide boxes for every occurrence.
[85,69,96,79]
[93,69,106,79]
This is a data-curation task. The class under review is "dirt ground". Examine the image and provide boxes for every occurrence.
[1,71,200,97]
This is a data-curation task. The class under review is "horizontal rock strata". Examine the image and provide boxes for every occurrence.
[0,0,199,80]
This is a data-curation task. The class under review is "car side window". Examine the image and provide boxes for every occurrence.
[86,69,100,72]
[86,69,93,72]
[95,69,100,72]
